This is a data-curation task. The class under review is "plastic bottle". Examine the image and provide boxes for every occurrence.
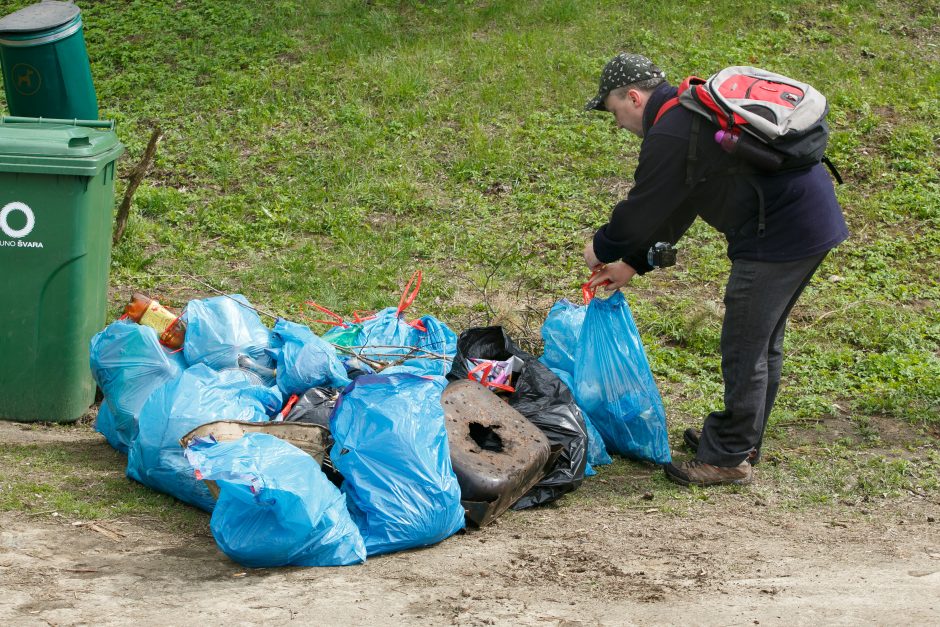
[236,354,277,386]
[123,293,186,349]
[714,128,740,152]
[714,128,784,171]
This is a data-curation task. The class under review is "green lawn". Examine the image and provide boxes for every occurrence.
[0,0,937,517]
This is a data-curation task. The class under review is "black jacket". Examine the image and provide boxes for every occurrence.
[592,82,849,273]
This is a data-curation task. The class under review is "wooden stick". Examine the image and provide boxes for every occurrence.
[112,127,163,245]
[333,345,385,371]
[343,344,451,360]
[182,274,281,321]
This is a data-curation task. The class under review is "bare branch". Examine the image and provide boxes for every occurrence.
[112,127,163,245]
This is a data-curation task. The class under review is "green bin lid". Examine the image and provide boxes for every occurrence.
[0,1,79,34]
[0,118,124,177]
[0,2,82,46]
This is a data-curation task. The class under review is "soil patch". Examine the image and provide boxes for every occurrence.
[2,422,938,625]
[0,419,101,446]
[2,491,938,625]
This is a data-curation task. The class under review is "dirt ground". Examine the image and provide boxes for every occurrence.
[1,422,938,626]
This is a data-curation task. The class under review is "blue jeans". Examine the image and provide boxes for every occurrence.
[696,252,828,466]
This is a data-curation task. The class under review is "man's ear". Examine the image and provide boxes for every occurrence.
[628,88,643,108]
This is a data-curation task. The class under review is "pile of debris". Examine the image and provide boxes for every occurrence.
[90,272,670,568]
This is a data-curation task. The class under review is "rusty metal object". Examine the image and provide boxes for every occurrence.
[442,380,552,527]
[180,421,332,499]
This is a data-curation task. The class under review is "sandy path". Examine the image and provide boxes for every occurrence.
[2,499,938,626]
[2,421,938,625]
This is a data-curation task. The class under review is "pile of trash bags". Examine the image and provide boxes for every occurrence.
[90,273,668,569]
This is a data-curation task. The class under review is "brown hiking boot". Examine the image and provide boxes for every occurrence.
[664,459,753,487]
[682,428,761,465]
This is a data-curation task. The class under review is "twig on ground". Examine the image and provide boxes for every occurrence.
[805,298,880,328]
[332,345,385,371]
[72,521,126,541]
[382,346,422,370]
[113,127,163,245]
[343,344,451,360]
[181,274,281,321]
[342,352,448,360]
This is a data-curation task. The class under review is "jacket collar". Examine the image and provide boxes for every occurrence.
[642,82,679,135]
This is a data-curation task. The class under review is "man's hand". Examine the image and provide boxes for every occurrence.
[587,261,637,291]
[583,240,602,269]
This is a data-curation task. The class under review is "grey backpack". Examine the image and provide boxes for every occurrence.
[655,66,837,174]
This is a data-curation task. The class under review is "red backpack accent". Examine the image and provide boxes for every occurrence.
[653,76,703,125]
[652,67,834,172]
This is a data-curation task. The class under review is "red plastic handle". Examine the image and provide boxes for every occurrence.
[352,310,376,323]
[581,282,596,305]
[467,361,515,393]
[280,394,300,418]
[396,270,422,317]
[581,269,610,304]
[305,301,348,328]
[467,361,490,378]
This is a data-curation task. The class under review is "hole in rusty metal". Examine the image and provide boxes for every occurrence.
[468,422,504,452]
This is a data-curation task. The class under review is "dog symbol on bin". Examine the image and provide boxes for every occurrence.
[12,64,41,96]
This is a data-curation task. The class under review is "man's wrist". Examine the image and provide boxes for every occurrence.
[592,227,624,264]
[623,252,653,275]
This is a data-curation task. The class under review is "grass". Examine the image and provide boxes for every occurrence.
[0,0,937,521]
[565,428,940,513]
[0,436,207,534]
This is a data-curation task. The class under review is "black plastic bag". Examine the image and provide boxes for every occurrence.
[282,387,340,429]
[447,326,587,508]
[281,387,347,487]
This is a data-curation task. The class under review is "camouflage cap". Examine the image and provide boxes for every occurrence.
[584,53,666,111]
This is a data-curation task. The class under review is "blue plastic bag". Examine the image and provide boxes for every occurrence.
[572,291,670,464]
[127,364,282,511]
[540,299,586,376]
[90,320,186,453]
[185,433,367,568]
[268,319,350,395]
[540,300,612,469]
[549,367,612,470]
[357,308,457,377]
[183,295,272,370]
[330,373,465,555]
[94,401,126,454]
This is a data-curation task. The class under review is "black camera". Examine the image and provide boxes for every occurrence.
[647,242,677,268]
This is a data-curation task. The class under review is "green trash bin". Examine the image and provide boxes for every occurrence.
[0,1,98,119]
[0,116,123,422]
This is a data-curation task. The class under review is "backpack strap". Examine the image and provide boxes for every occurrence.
[686,115,701,185]
[822,156,844,185]
[653,96,682,126]
[651,76,704,126]
[651,90,701,185]
[748,176,766,237]
[652,77,767,236]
